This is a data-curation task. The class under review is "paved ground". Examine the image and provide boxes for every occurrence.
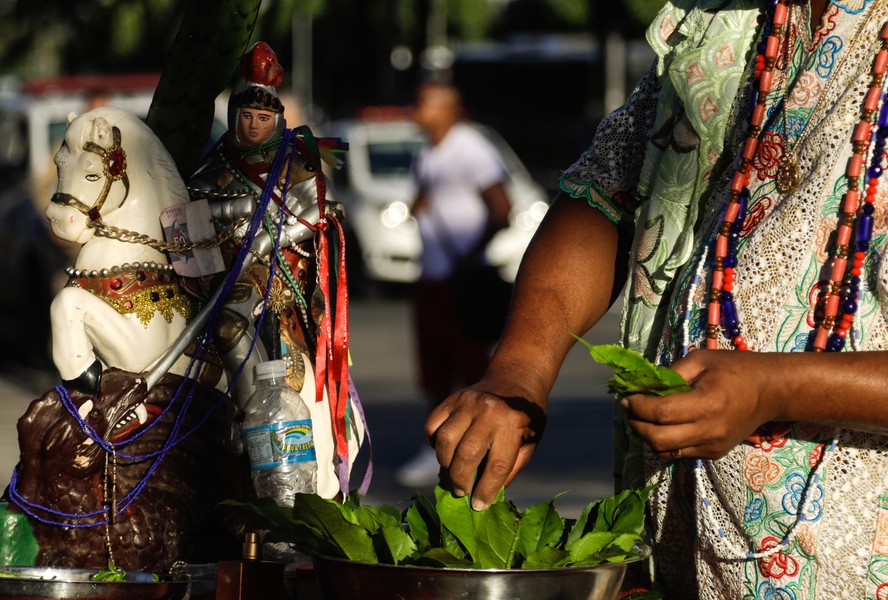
[345,296,623,518]
[0,296,623,519]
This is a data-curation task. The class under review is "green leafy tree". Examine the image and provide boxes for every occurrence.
[0,0,188,74]
[624,0,668,27]
[542,0,590,24]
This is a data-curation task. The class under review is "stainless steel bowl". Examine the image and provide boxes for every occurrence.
[0,566,189,599]
[312,544,651,600]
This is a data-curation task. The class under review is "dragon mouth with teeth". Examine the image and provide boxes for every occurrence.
[72,384,166,451]
[109,400,163,443]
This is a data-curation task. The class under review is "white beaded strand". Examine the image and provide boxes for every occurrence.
[694,436,838,560]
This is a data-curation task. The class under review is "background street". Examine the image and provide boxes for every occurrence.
[0,294,623,519]
[326,294,622,517]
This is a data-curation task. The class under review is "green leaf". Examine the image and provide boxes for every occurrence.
[567,531,619,565]
[341,502,400,535]
[0,503,38,566]
[566,498,600,548]
[474,501,522,569]
[415,547,474,568]
[379,525,418,565]
[91,560,127,582]
[599,486,657,536]
[219,496,299,530]
[218,484,651,570]
[567,485,655,554]
[404,501,441,552]
[605,532,645,557]
[434,487,483,561]
[521,546,572,569]
[570,532,644,566]
[441,525,469,561]
[574,340,692,396]
[591,489,648,536]
[516,499,565,559]
[290,493,378,563]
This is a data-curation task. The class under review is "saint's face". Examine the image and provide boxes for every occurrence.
[237,108,276,146]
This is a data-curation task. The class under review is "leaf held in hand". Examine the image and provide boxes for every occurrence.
[574,339,692,396]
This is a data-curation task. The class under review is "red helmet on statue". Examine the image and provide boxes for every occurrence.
[228,42,286,147]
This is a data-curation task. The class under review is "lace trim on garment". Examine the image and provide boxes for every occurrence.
[557,63,661,225]
[558,175,622,224]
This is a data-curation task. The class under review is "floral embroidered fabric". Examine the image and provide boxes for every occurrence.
[560,0,888,597]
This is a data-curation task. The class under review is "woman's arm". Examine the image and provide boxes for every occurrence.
[426,194,631,509]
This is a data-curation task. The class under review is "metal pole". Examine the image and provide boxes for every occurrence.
[604,31,627,114]
[291,11,314,120]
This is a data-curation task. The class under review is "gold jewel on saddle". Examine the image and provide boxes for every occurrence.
[66,263,191,327]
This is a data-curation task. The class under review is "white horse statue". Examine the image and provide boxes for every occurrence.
[45,106,192,393]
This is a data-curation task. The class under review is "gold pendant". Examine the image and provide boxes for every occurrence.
[776,151,802,194]
[267,275,294,314]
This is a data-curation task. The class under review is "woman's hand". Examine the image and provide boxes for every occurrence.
[622,350,784,459]
[425,376,548,511]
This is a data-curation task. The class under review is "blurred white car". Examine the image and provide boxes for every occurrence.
[0,75,172,372]
[328,113,550,289]
[0,74,228,190]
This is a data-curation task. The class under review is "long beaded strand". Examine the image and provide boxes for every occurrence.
[707,8,888,353]
[694,7,888,561]
[704,0,788,352]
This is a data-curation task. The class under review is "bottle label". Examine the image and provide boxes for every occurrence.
[244,419,317,470]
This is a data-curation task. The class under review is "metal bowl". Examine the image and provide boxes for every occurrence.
[312,544,651,600]
[0,566,189,600]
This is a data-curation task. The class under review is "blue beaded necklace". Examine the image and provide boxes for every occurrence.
[692,0,888,561]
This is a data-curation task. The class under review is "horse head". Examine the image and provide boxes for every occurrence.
[46,106,188,252]
[45,107,194,390]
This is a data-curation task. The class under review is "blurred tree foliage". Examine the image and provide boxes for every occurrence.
[0,0,666,117]
[0,0,667,76]
[0,0,186,75]
[625,0,668,27]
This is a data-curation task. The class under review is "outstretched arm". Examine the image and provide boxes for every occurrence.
[426,193,630,509]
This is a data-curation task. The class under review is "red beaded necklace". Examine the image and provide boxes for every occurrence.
[694,7,888,561]
[705,0,888,353]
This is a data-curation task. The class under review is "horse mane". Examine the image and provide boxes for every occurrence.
[69,106,189,209]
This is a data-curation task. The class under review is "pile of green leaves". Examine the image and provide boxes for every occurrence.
[222,485,652,570]
[90,561,127,582]
[88,560,160,583]
[574,340,692,397]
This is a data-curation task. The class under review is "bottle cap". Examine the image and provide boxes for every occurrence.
[242,531,261,561]
[254,359,288,380]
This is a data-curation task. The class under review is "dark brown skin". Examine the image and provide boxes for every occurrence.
[426,196,625,509]
[426,0,853,510]
[428,183,888,511]
[810,0,830,31]
[425,0,875,512]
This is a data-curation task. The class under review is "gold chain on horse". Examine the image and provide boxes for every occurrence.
[89,218,248,253]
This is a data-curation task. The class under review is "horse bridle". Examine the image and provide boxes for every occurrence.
[50,125,130,227]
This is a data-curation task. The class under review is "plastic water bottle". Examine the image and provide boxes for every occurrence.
[242,359,318,506]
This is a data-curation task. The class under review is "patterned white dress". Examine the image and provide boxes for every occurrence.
[560,1,888,597]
